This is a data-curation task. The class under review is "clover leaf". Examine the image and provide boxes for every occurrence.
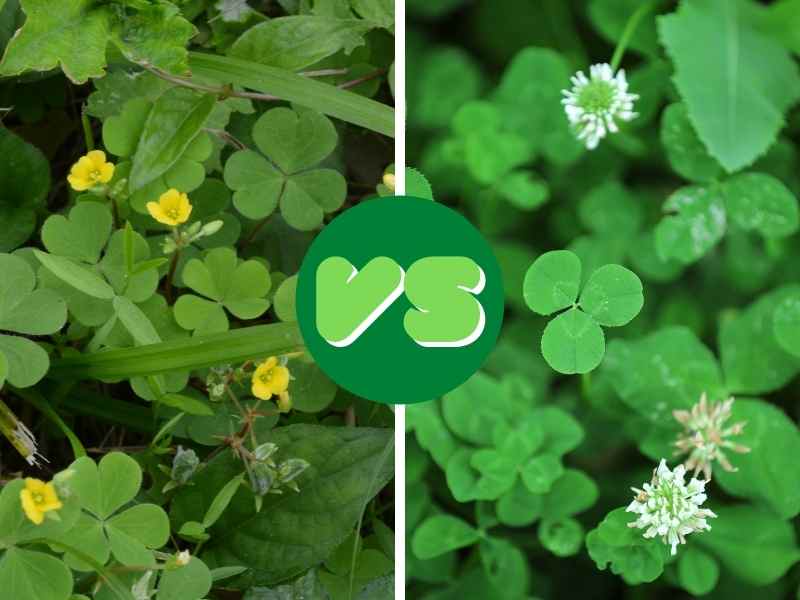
[52,452,170,570]
[523,250,643,374]
[224,106,346,230]
[174,247,272,335]
[0,253,66,388]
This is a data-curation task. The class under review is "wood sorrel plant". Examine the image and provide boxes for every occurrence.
[408,0,800,597]
[0,1,395,598]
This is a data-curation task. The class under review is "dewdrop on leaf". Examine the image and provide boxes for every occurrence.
[561,63,638,150]
[626,459,716,555]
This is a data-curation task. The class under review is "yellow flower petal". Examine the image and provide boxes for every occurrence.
[252,379,273,400]
[98,162,115,183]
[86,150,107,168]
[20,489,44,524]
[20,478,61,525]
[270,365,290,393]
[148,189,192,226]
[67,151,115,191]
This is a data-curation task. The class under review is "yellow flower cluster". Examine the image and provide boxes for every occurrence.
[20,478,62,525]
[251,357,292,412]
[67,150,115,191]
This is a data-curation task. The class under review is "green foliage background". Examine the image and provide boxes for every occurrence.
[406,0,800,598]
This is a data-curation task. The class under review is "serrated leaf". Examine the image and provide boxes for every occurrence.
[658,0,800,172]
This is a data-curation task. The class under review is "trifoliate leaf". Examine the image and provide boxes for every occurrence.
[519,454,562,494]
[660,102,723,183]
[523,250,581,316]
[579,264,643,327]
[0,253,66,335]
[0,128,50,252]
[722,172,799,238]
[229,16,372,71]
[655,185,726,264]
[658,0,800,172]
[541,307,605,375]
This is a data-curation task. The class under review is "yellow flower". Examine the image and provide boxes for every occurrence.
[20,478,62,525]
[67,150,115,191]
[146,189,192,227]
[251,357,290,400]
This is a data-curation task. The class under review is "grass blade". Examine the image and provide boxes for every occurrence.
[49,322,304,381]
[188,52,394,138]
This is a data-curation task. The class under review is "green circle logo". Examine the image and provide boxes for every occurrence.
[296,196,504,404]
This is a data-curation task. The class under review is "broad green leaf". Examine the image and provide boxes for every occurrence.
[496,481,543,527]
[223,150,282,220]
[694,505,800,585]
[102,98,152,158]
[660,102,723,183]
[273,275,297,322]
[579,264,643,327]
[537,407,584,457]
[479,539,529,599]
[406,401,458,468]
[586,508,668,585]
[129,88,215,190]
[189,53,394,137]
[678,546,719,595]
[541,308,605,375]
[171,425,393,586]
[655,185,726,264]
[110,3,195,74]
[492,415,543,458]
[714,399,800,519]
[411,515,480,559]
[105,525,154,567]
[351,0,392,30]
[658,0,800,172]
[538,517,584,557]
[34,250,115,300]
[720,285,800,394]
[288,360,337,413]
[0,128,50,252]
[470,449,517,498]
[722,172,799,238]
[229,16,372,71]
[0,547,72,600]
[441,372,505,446]
[0,0,111,83]
[50,322,304,381]
[604,327,725,422]
[0,253,66,335]
[70,452,142,520]
[523,250,581,316]
[0,334,49,388]
[157,558,212,600]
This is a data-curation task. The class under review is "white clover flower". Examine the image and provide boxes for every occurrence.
[674,393,750,480]
[561,63,638,150]
[626,459,716,555]
[175,550,191,566]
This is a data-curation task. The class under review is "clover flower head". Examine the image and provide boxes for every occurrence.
[67,150,115,191]
[175,550,191,566]
[561,63,638,150]
[626,459,716,555]
[674,393,750,480]
[146,188,192,227]
[251,356,290,400]
[20,477,63,525]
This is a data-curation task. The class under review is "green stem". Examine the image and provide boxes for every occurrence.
[81,105,95,151]
[610,0,658,71]
[165,246,180,304]
[581,372,592,399]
